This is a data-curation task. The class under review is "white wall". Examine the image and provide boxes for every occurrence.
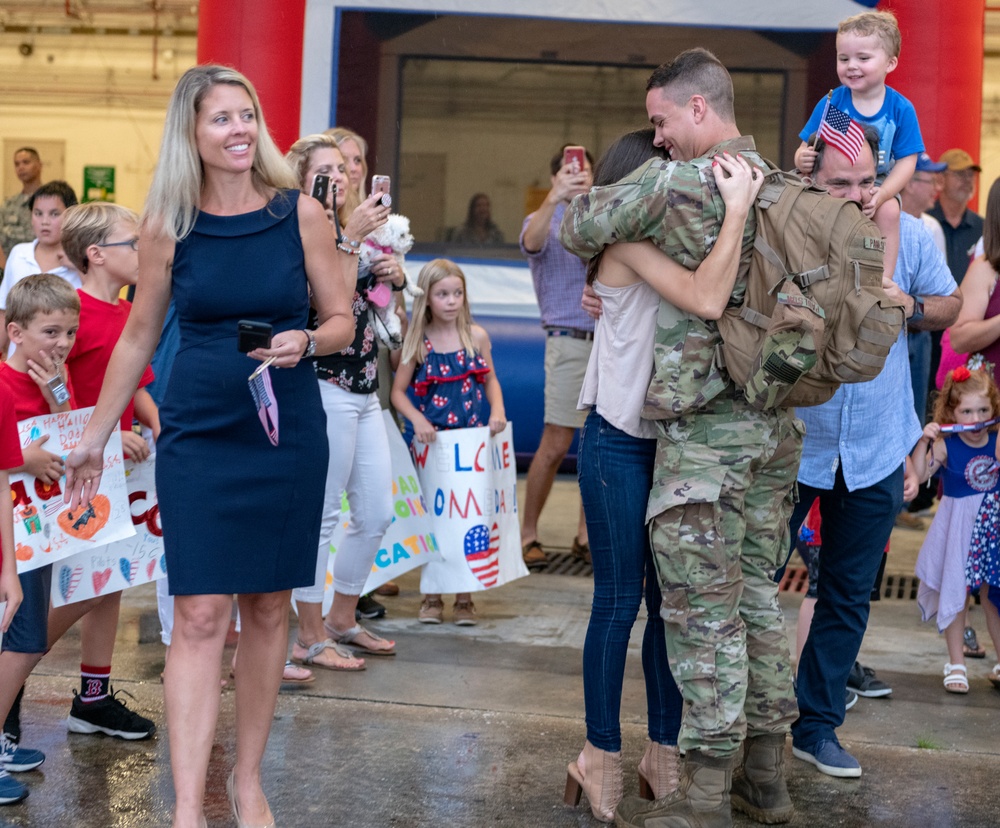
[0,31,196,211]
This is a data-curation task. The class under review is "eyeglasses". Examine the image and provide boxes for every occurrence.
[911,177,936,185]
[98,238,139,251]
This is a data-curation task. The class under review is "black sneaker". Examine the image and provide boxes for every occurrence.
[355,594,386,620]
[67,688,156,740]
[846,661,892,698]
[845,688,858,711]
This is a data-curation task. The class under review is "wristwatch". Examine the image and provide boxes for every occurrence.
[908,294,925,324]
[302,329,316,358]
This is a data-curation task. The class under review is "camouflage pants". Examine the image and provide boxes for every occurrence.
[646,398,801,758]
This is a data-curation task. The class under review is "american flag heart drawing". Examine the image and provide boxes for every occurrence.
[463,523,500,587]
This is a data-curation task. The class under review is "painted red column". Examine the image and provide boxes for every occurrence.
[197,0,307,152]
[881,0,985,161]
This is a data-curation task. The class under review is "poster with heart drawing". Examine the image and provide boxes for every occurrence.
[50,455,166,607]
[413,422,528,594]
[12,407,134,574]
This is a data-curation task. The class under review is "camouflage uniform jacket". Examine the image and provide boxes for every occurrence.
[0,191,32,257]
[560,136,768,419]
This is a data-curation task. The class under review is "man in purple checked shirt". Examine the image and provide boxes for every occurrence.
[518,144,594,571]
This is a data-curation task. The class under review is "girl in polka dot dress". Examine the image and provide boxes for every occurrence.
[912,365,1000,694]
[392,259,506,625]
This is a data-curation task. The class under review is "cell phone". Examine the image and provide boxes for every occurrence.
[46,374,70,405]
[237,320,273,353]
[563,146,586,174]
[310,173,330,205]
[371,175,391,196]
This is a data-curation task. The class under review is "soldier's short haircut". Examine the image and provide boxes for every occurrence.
[646,48,735,124]
[809,126,880,177]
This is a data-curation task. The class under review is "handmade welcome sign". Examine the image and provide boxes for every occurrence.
[414,422,527,594]
[50,455,166,606]
[317,411,441,615]
[12,407,134,574]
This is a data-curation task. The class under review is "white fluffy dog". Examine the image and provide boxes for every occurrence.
[358,213,423,349]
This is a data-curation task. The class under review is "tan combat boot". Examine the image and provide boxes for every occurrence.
[730,733,794,824]
[614,750,737,828]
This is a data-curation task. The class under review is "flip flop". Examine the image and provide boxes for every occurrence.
[281,661,315,684]
[324,621,396,656]
[964,626,987,659]
[292,638,366,671]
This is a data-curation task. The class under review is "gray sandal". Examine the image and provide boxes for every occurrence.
[324,622,396,656]
[292,638,366,671]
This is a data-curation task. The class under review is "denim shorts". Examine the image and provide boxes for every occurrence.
[1,565,51,654]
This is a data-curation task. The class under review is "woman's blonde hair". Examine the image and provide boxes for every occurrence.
[325,126,369,199]
[285,133,360,226]
[400,258,477,366]
[144,64,297,241]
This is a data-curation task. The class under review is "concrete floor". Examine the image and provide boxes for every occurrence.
[1,478,999,827]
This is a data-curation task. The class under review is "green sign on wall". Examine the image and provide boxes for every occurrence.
[83,166,115,202]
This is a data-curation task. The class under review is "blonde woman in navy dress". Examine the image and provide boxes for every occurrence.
[65,66,355,828]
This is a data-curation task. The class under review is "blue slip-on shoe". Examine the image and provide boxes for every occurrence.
[0,769,27,805]
[791,738,861,778]
[0,733,43,773]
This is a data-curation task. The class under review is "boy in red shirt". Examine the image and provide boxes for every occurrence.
[1,205,157,755]
[0,273,79,804]
[0,385,25,803]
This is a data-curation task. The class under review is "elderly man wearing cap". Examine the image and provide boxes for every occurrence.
[928,148,984,285]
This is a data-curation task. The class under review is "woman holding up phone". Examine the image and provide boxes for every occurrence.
[284,133,408,671]
[64,67,355,828]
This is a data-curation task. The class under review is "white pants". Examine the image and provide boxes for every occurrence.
[292,382,393,604]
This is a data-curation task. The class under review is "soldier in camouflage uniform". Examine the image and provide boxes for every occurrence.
[560,48,798,828]
[0,148,42,265]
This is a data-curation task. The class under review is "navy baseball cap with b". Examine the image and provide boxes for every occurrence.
[915,152,947,173]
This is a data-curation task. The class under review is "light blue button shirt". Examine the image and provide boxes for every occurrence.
[796,212,958,491]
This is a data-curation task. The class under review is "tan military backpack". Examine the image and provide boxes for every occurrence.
[715,167,905,409]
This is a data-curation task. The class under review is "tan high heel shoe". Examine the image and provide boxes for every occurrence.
[563,740,623,823]
[637,740,681,800]
[227,770,276,828]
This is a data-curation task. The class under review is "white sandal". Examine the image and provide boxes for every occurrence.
[943,662,969,694]
[989,663,1000,690]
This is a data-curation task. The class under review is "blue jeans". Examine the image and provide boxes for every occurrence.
[908,329,931,427]
[578,410,682,751]
[790,463,903,747]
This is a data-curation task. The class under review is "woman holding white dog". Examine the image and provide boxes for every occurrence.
[284,133,405,670]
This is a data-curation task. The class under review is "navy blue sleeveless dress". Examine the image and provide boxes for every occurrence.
[155,190,328,595]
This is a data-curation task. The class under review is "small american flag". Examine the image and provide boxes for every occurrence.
[818,95,866,165]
